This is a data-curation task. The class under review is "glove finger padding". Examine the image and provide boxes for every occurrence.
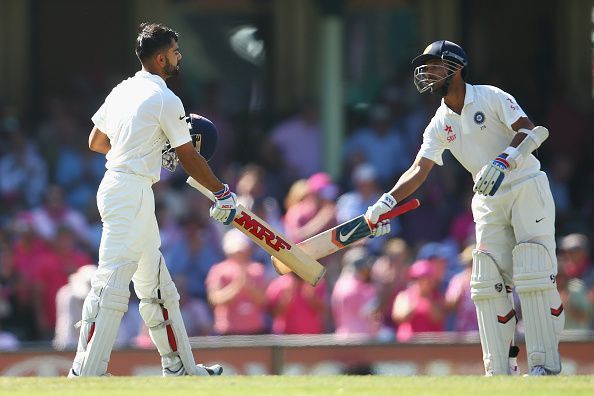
[210,190,238,225]
[370,219,391,238]
[474,165,504,196]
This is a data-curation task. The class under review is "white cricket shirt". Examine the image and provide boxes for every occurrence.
[418,84,540,185]
[92,70,191,183]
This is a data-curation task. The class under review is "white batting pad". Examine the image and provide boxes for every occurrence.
[513,242,564,374]
[137,257,203,376]
[471,250,516,375]
[72,263,136,376]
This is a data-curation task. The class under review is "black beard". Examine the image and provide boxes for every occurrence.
[164,61,180,77]
[431,76,451,97]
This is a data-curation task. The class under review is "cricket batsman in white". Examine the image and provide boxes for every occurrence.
[365,40,564,376]
[69,23,238,377]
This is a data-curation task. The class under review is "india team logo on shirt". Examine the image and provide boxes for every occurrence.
[473,111,485,125]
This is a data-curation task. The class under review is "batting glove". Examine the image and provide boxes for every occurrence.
[370,219,391,238]
[209,184,238,225]
[365,193,397,224]
[473,153,510,196]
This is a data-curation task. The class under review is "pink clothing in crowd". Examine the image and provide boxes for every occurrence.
[206,259,268,335]
[12,238,50,280]
[445,270,478,332]
[266,275,326,334]
[394,283,444,342]
[331,275,379,337]
[34,250,91,329]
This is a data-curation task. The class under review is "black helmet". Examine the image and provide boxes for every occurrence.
[412,40,468,94]
[411,40,468,69]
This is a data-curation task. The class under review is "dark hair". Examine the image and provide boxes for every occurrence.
[135,23,179,63]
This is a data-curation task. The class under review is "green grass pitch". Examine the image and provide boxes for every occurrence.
[2,376,594,396]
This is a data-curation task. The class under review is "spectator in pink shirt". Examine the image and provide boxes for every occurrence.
[206,229,268,335]
[33,225,92,337]
[266,273,327,334]
[371,238,412,335]
[331,247,380,339]
[444,244,478,332]
[392,259,445,342]
[283,172,337,243]
[11,212,50,280]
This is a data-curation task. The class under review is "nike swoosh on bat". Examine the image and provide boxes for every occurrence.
[339,222,362,243]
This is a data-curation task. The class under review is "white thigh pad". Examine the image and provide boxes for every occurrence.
[471,250,516,375]
[137,256,203,376]
[513,242,564,374]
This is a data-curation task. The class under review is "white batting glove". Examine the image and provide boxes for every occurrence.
[473,154,510,196]
[365,193,397,224]
[209,184,238,225]
[370,219,391,238]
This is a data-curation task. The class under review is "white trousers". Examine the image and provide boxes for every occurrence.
[472,172,557,283]
[97,170,161,272]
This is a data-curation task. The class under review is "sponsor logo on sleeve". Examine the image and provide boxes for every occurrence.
[445,124,456,142]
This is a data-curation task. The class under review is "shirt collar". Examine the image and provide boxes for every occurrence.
[135,70,166,87]
[441,83,475,114]
[463,83,475,105]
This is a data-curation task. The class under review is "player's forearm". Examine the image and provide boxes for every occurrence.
[508,116,536,150]
[179,154,225,193]
[389,159,431,202]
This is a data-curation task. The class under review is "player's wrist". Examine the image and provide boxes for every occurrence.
[492,154,510,171]
[379,193,397,209]
[501,146,520,169]
[214,183,231,200]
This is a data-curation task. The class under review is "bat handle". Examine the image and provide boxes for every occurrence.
[377,198,421,222]
[186,177,216,202]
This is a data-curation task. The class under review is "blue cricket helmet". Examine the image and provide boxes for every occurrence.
[162,113,219,172]
[188,113,218,162]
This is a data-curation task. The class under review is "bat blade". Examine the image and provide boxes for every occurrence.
[272,199,420,275]
[186,177,326,285]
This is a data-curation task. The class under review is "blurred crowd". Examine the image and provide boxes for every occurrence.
[0,78,592,351]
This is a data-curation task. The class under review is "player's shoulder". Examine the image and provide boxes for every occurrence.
[473,84,511,98]
[426,106,447,130]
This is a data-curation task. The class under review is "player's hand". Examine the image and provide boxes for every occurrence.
[209,184,237,225]
[365,193,397,224]
[370,219,391,238]
[473,154,510,196]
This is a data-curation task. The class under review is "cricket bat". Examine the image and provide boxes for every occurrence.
[271,199,421,275]
[186,177,326,286]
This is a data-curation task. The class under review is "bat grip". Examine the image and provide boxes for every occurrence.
[377,199,421,222]
[186,177,216,202]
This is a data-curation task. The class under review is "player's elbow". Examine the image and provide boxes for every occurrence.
[88,140,100,152]
[88,127,110,154]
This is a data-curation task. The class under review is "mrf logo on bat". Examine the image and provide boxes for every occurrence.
[234,212,292,252]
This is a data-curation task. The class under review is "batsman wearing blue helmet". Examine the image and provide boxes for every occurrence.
[365,40,564,376]
[69,23,237,377]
